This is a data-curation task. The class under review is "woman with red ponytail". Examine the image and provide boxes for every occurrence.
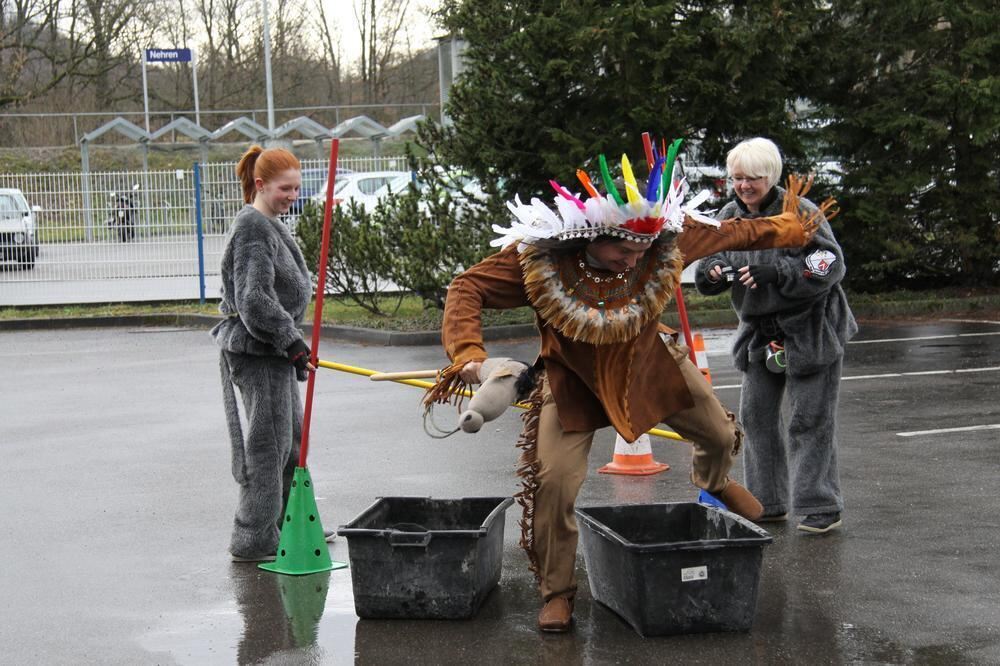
[210,145,325,562]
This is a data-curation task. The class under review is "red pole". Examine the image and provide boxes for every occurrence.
[670,159,697,365]
[645,131,697,364]
[298,139,339,468]
[674,285,697,365]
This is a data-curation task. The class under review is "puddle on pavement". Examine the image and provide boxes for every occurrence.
[835,623,981,665]
[139,565,357,664]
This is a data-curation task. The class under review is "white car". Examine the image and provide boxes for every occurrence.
[310,171,412,212]
[310,169,490,219]
[0,188,40,269]
[371,170,489,223]
[375,169,487,201]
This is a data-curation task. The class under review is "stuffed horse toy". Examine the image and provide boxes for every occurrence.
[458,358,535,433]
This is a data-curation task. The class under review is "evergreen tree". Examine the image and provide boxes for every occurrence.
[429,0,999,289]
[816,0,1000,289]
[433,0,826,197]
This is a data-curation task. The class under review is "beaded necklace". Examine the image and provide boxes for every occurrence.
[578,258,631,284]
[563,251,641,308]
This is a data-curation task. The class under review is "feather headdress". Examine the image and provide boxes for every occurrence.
[491,139,719,250]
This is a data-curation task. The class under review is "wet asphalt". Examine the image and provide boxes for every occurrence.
[1,317,999,665]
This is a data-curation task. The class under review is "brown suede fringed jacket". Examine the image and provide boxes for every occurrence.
[440,178,829,442]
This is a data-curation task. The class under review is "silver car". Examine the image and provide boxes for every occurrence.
[0,188,39,269]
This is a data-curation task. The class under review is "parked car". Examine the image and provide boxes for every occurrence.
[289,167,355,215]
[374,173,416,199]
[375,168,487,201]
[309,170,412,212]
[306,168,490,221]
[0,188,40,269]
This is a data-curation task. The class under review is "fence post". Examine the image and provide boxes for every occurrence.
[194,162,206,304]
[81,142,94,241]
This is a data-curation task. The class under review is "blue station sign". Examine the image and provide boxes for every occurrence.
[145,48,192,63]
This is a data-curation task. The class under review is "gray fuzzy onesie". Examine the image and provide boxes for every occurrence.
[695,187,857,517]
[211,204,312,558]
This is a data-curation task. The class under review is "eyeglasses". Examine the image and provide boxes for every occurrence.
[729,176,765,185]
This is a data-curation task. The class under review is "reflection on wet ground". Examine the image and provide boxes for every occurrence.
[231,566,330,664]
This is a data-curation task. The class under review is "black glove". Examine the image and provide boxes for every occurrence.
[706,259,735,283]
[286,339,311,373]
[745,264,781,286]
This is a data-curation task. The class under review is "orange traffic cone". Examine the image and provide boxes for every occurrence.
[598,433,670,476]
[693,332,711,384]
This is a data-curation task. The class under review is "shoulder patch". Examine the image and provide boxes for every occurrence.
[805,249,837,277]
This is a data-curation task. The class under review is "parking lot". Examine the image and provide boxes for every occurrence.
[2,317,999,664]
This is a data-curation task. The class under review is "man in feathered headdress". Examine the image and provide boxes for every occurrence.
[425,142,835,633]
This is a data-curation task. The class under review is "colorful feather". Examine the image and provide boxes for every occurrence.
[659,138,669,197]
[641,132,655,170]
[549,179,585,210]
[664,138,684,188]
[646,156,665,202]
[576,169,600,199]
[598,154,625,206]
[621,154,643,206]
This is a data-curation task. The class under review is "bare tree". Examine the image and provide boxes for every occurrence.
[193,0,218,105]
[154,0,197,112]
[193,0,252,109]
[265,0,313,117]
[219,0,244,65]
[383,23,436,105]
[313,0,342,104]
[77,0,151,108]
[354,0,411,103]
[0,0,96,107]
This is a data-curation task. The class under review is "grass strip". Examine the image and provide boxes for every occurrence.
[2,288,998,330]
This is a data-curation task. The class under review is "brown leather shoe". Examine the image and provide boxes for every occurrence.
[537,596,574,633]
[719,480,764,521]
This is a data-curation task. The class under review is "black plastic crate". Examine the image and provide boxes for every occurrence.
[576,502,773,636]
[338,496,514,619]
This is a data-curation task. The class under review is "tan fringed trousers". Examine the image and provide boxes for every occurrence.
[531,338,740,601]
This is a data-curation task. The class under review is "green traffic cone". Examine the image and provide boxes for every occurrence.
[278,570,331,646]
[260,467,347,575]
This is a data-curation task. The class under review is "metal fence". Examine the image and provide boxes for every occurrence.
[0,103,439,148]
[0,155,410,306]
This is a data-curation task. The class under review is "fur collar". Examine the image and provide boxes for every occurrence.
[519,242,682,345]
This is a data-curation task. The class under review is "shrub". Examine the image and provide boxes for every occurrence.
[294,155,503,314]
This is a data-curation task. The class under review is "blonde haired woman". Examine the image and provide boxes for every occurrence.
[696,137,856,535]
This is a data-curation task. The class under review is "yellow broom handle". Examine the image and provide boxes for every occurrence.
[316,359,685,442]
[369,370,441,381]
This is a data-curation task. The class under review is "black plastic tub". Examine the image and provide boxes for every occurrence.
[337,496,514,619]
[576,502,773,636]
